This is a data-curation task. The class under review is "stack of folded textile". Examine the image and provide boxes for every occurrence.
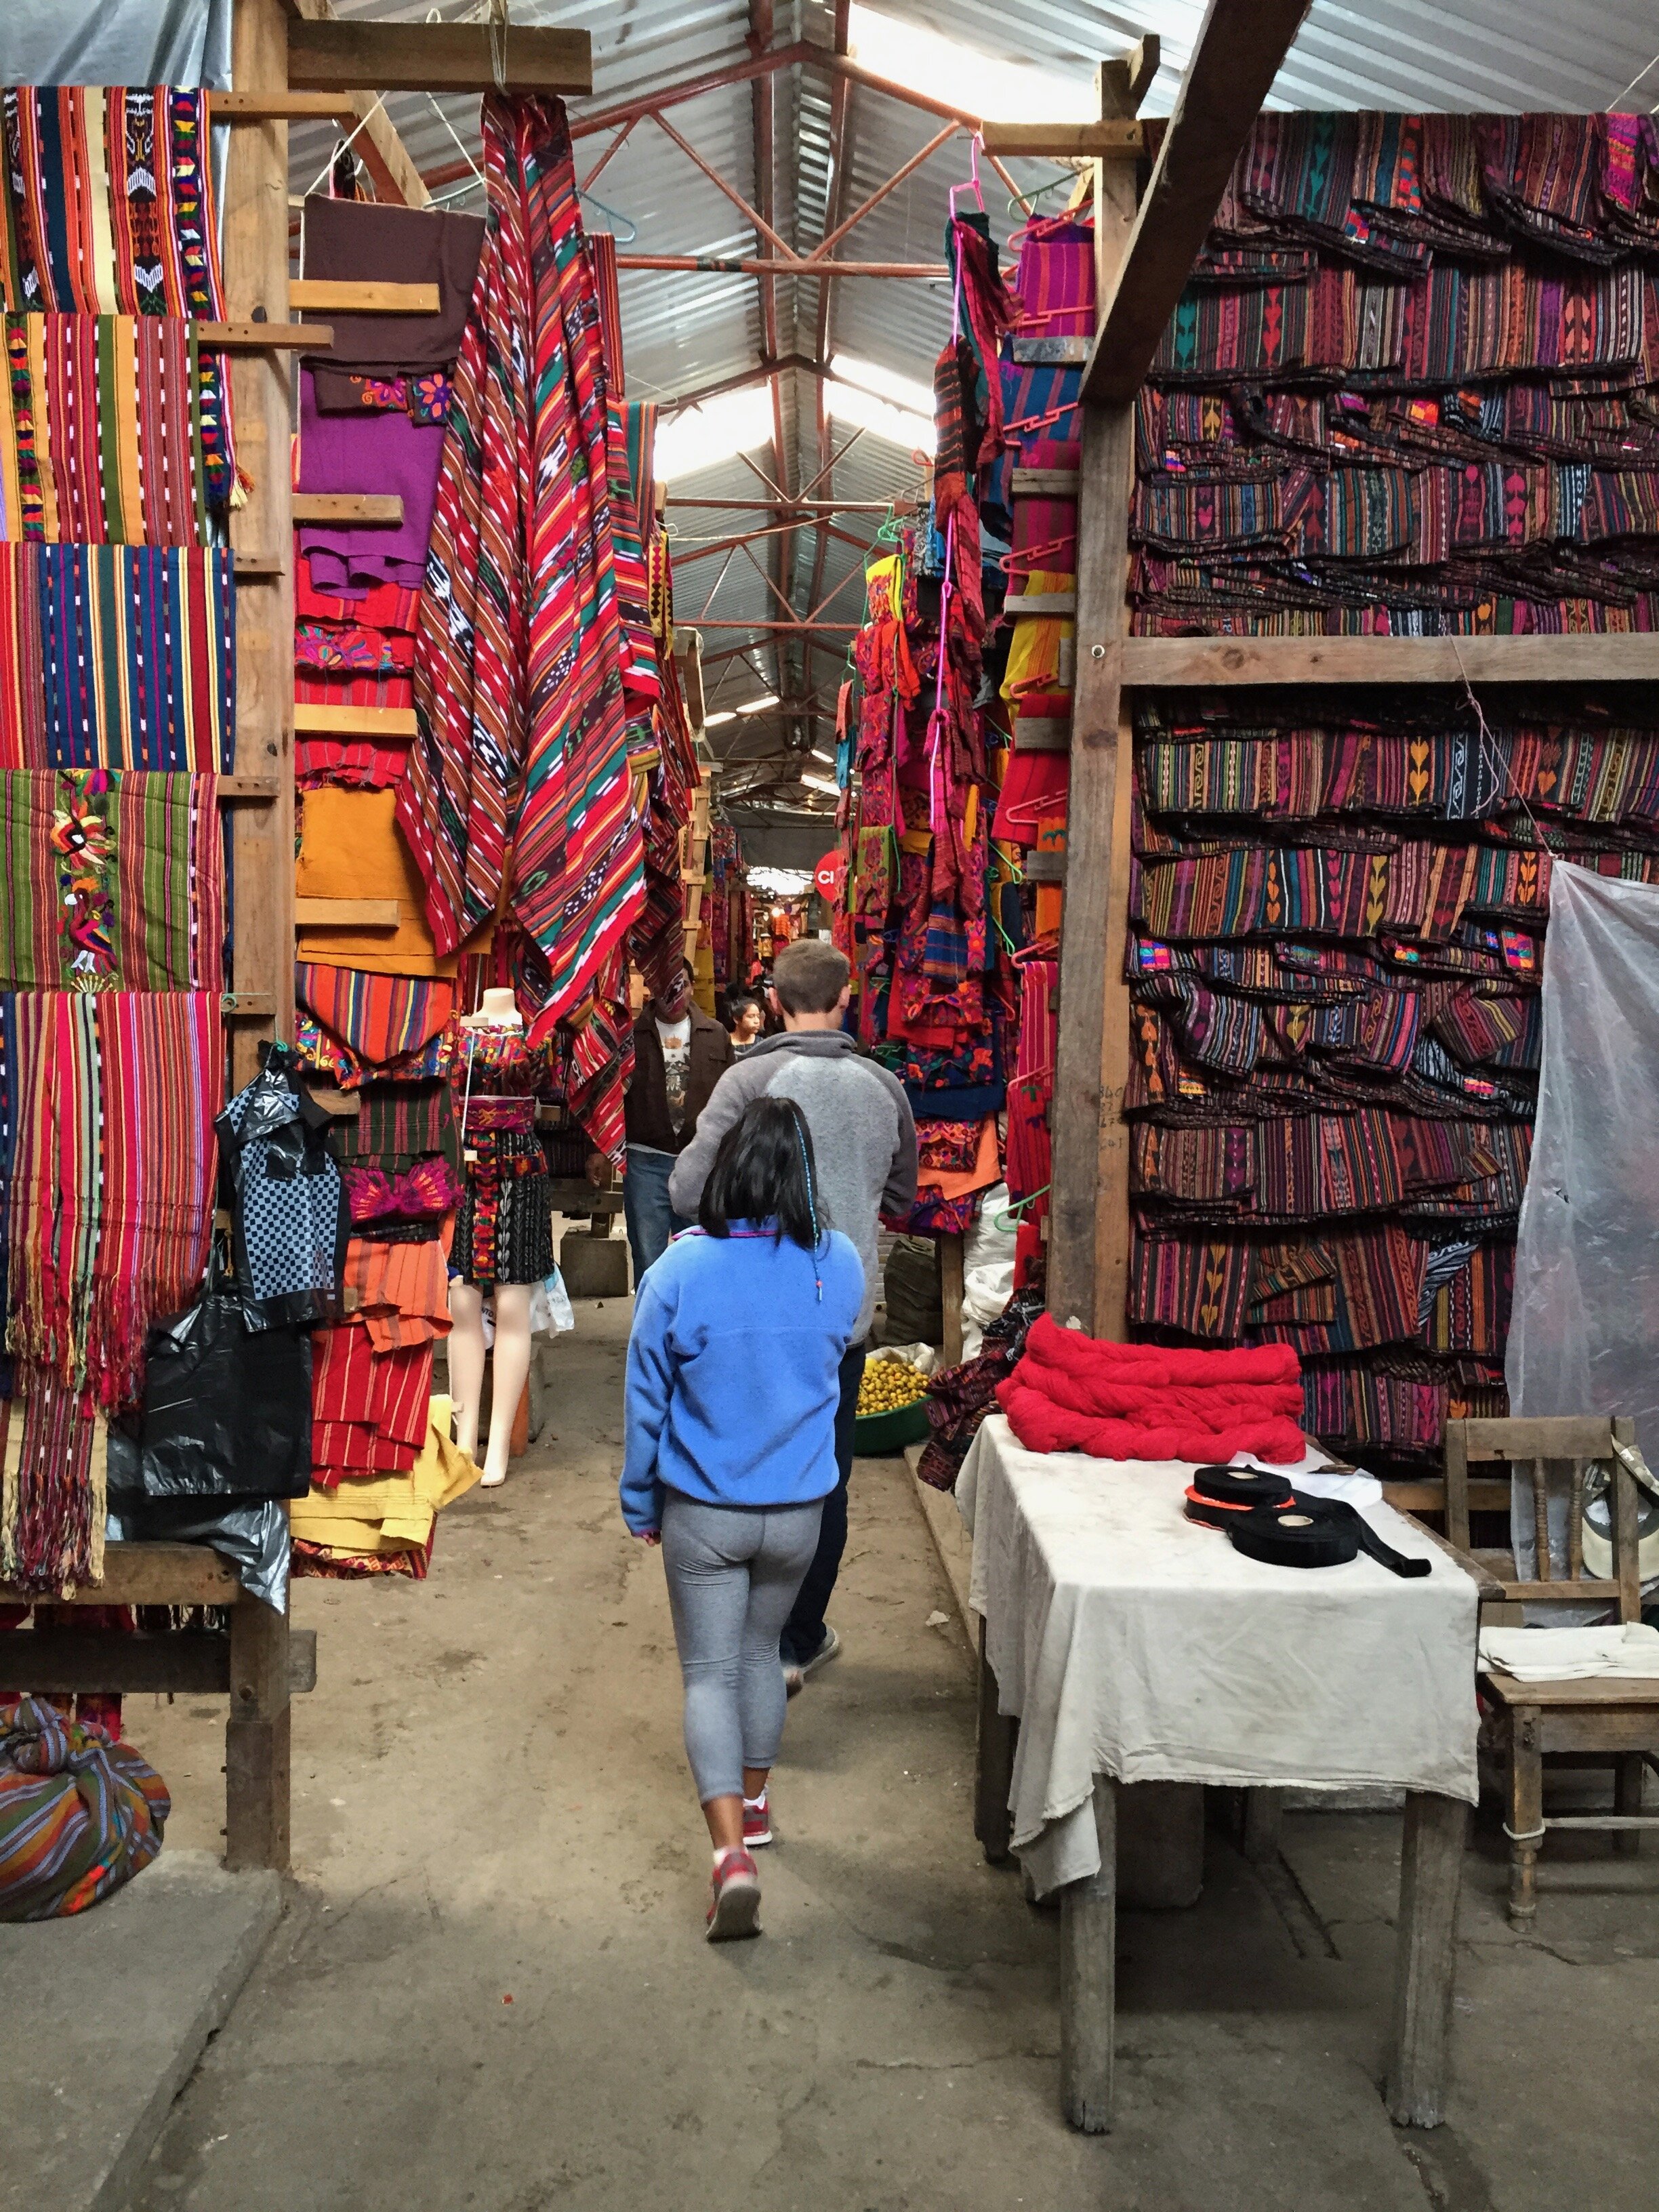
[291,1394,482,1579]
[1136,112,1659,638]
[998,1313,1308,1465]
[1126,681,1659,1456]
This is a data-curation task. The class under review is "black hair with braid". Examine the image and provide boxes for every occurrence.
[698,1095,828,1263]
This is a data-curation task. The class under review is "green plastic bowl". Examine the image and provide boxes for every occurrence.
[853,1396,932,1455]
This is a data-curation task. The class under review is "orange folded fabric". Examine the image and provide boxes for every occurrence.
[344,1235,453,1351]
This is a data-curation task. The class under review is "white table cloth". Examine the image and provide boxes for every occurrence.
[958,1415,1479,1895]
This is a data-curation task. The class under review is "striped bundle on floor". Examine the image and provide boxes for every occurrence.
[0,1695,169,1917]
[0,314,234,539]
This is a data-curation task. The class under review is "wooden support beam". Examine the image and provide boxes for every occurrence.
[292,493,405,527]
[216,776,282,800]
[1082,0,1311,406]
[290,279,438,315]
[286,18,592,95]
[226,0,296,1090]
[198,321,331,349]
[1099,34,1162,116]
[0,1630,316,1698]
[1046,54,1142,1340]
[1004,590,1078,618]
[0,1542,241,1610]
[1012,467,1080,497]
[293,703,417,738]
[979,120,1143,159]
[226,1597,291,1872]
[1120,635,1659,687]
[211,89,356,119]
[276,2,432,206]
[221,991,279,1019]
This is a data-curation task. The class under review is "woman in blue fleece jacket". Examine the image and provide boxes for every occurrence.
[621,1095,861,1942]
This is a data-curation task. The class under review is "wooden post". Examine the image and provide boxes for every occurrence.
[1241,1787,1284,1865]
[225,0,296,1087]
[218,0,295,1872]
[1046,65,1139,1337]
[1386,1791,1469,2128]
[1505,1708,1543,1924]
[940,1232,966,1367]
[1049,3,1315,1332]
[1613,1415,1641,1622]
[973,1622,1017,1864]
[1060,1774,1117,2131]
[225,1596,291,1872]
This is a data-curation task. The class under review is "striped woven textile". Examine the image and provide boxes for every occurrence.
[0,1694,168,1918]
[1,989,220,1416]
[310,1320,432,1483]
[588,228,624,395]
[0,89,232,510]
[327,1079,461,1175]
[0,1364,106,1593]
[296,965,453,1068]
[0,546,233,769]
[0,314,233,538]
[1012,213,1094,337]
[0,769,222,992]
[0,89,224,318]
[401,94,643,1027]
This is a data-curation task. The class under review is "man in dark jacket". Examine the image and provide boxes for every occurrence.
[623,966,734,1284]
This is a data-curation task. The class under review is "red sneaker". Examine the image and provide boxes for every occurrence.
[743,1791,773,1848]
[707,1849,762,1942]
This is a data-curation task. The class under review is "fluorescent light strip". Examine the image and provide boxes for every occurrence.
[800,773,840,796]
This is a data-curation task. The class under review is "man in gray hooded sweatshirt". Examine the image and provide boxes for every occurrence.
[670,937,916,1687]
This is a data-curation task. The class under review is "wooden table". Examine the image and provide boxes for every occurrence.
[0,1542,312,1871]
[975,1643,1468,2131]
[959,1419,1480,2135]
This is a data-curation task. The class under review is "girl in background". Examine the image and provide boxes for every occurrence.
[620,1098,861,1940]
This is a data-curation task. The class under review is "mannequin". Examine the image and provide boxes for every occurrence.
[448,986,550,1489]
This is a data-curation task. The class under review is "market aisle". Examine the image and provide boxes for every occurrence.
[120,1307,1547,2211]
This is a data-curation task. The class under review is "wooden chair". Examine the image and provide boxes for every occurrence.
[1445,1415,1659,1923]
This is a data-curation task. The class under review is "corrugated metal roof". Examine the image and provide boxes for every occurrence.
[284,0,1659,762]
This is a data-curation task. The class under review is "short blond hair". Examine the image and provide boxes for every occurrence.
[773,937,850,1014]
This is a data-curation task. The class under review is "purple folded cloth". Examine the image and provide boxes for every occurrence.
[296,367,446,593]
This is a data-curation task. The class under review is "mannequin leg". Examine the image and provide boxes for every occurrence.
[482,1283,533,1487]
[448,1279,487,1462]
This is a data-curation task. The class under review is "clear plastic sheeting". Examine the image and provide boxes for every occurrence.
[1509,863,1659,1455]
[1509,864,1659,1600]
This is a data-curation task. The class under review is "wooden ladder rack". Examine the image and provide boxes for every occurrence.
[0,0,594,1874]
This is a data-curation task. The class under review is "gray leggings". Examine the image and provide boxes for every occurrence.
[659,1491,824,1804]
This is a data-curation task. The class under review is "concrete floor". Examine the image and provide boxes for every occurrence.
[122,1300,1659,2212]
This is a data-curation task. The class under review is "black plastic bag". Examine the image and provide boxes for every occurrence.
[138,1250,312,1502]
